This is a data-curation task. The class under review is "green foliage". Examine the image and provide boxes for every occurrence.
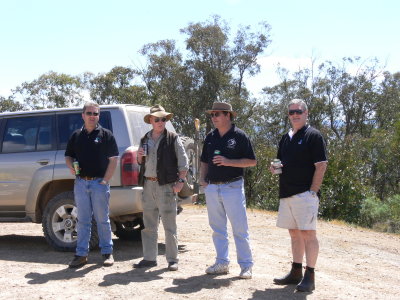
[359,195,400,233]
[13,71,84,109]
[87,67,149,105]
[318,138,372,222]
[0,96,25,112]
[359,197,389,227]
[136,16,271,137]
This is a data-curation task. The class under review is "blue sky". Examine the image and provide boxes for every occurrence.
[1,0,399,98]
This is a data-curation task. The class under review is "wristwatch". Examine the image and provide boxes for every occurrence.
[177,178,185,183]
[101,179,109,185]
[309,190,317,197]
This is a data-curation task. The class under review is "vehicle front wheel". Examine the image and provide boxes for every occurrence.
[42,191,98,252]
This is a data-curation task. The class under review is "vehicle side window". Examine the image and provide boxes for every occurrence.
[57,111,112,150]
[1,115,53,153]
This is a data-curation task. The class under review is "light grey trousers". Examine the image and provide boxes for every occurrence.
[141,180,178,263]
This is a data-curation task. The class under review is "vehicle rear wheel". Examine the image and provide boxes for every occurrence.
[114,219,143,241]
[179,136,197,198]
[42,191,98,252]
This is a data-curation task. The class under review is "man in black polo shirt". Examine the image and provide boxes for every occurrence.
[65,101,119,268]
[200,102,257,279]
[272,99,327,292]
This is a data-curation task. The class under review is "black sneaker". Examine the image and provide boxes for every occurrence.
[102,254,114,266]
[69,255,87,268]
[133,259,157,268]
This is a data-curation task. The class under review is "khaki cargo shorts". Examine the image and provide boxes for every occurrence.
[276,191,319,230]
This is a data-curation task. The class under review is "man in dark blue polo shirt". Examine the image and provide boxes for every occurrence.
[272,99,327,292]
[65,101,119,268]
[200,102,257,279]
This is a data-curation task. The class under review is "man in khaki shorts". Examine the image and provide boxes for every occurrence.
[271,99,327,292]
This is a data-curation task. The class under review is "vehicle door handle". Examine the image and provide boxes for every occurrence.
[37,159,50,166]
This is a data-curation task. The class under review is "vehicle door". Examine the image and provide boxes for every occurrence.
[0,114,56,215]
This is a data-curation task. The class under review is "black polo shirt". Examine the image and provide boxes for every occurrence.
[65,125,119,178]
[201,124,256,182]
[277,125,327,198]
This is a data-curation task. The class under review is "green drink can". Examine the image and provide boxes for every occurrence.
[73,161,80,175]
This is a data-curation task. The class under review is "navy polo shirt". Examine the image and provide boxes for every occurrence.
[277,125,327,198]
[201,124,256,182]
[65,125,119,178]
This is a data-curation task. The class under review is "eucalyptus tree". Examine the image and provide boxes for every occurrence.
[0,96,25,112]
[13,71,85,109]
[87,66,149,105]
[137,16,271,136]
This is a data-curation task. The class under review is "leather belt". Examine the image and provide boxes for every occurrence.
[145,176,158,182]
[79,176,98,181]
[209,176,243,185]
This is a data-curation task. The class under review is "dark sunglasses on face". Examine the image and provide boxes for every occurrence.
[288,109,304,116]
[210,111,227,118]
[85,111,99,116]
[154,117,167,123]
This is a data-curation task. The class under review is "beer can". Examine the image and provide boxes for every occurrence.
[73,161,80,175]
[271,159,282,174]
[142,143,148,156]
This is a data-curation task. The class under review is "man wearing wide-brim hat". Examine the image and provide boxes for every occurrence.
[200,101,257,279]
[134,104,188,271]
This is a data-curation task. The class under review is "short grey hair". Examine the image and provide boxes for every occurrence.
[82,101,100,113]
[287,99,308,111]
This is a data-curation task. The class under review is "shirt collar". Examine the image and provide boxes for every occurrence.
[214,123,236,137]
[82,124,101,134]
[288,124,309,139]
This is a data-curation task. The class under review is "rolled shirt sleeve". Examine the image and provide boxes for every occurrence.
[175,136,189,172]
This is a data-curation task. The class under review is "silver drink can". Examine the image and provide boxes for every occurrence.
[271,159,282,174]
[73,161,80,175]
[142,143,148,156]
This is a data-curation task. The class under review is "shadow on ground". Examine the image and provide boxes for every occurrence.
[249,285,310,299]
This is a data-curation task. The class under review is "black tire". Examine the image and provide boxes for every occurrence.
[42,191,99,252]
[114,219,144,241]
[179,136,197,197]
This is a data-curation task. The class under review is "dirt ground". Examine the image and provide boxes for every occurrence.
[0,205,399,300]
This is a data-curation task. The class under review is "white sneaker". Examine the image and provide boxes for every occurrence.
[239,267,252,279]
[205,263,229,275]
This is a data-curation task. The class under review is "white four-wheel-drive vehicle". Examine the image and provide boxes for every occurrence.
[0,105,199,251]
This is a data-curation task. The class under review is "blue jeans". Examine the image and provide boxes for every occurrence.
[74,177,113,256]
[205,178,253,268]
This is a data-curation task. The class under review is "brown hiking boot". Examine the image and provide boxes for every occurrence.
[273,266,303,285]
[69,255,88,268]
[296,269,315,292]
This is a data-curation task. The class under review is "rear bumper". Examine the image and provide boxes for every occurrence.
[109,186,143,218]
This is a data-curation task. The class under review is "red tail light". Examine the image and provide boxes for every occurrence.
[121,148,139,186]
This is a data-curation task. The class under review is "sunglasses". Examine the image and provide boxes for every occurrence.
[288,109,304,116]
[154,117,167,123]
[210,111,227,118]
[85,111,99,116]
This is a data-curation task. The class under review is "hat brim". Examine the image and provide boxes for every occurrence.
[144,112,174,124]
[206,109,237,117]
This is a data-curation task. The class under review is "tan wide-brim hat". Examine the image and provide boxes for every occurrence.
[144,104,174,124]
[206,102,237,117]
